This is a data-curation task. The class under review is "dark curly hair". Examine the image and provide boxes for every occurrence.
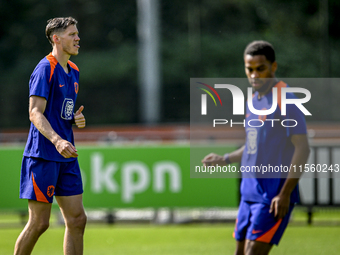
[244,40,275,63]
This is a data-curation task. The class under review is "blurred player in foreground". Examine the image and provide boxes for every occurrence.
[202,41,310,255]
[14,17,86,255]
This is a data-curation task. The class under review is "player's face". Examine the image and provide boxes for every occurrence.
[59,25,80,56]
[244,54,277,93]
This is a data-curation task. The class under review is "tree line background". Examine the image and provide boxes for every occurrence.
[1,0,340,129]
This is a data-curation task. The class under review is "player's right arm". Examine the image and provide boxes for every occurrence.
[29,95,78,158]
[201,145,245,166]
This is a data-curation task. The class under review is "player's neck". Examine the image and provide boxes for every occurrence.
[258,78,278,98]
[52,48,71,73]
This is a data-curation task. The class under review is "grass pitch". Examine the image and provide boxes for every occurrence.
[1,223,340,255]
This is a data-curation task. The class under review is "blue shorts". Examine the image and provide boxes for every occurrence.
[20,156,83,203]
[233,200,294,245]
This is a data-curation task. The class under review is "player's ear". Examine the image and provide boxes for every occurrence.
[271,61,278,74]
[52,34,60,44]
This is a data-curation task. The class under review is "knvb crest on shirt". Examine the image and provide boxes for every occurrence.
[61,98,74,120]
[246,128,258,154]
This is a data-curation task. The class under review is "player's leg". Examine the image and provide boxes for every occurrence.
[244,240,272,255]
[54,159,86,255]
[15,157,57,255]
[233,201,252,255]
[235,240,246,255]
[244,202,295,255]
[56,194,87,255]
[14,200,52,255]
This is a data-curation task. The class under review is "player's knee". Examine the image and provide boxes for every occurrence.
[245,242,271,255]
[235,241,245,255]
[79,213,87,230]
[30,219,50,235]
[38,221,50,234]
[66,212,87,232]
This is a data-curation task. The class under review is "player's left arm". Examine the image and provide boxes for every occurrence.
[270,134,310,219]
[74,105,86,128]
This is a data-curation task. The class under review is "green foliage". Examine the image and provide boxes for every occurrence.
[1,0,340,127]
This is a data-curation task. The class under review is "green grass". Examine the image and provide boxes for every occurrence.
[293,208,340,224]
[1,224,340,255]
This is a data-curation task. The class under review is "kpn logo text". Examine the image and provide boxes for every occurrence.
[197,82,311,128]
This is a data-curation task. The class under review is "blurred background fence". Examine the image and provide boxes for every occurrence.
[1,125,340,226]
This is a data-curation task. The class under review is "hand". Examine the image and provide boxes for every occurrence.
[201,153,226,167]
[55,139,79,158]
[269,194,290,220]
[74,105,86,128]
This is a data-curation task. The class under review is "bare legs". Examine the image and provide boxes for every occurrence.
[14,200,52,255]
[14,195,86,255]
[235,240,273,255]
[56,194,87,255]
